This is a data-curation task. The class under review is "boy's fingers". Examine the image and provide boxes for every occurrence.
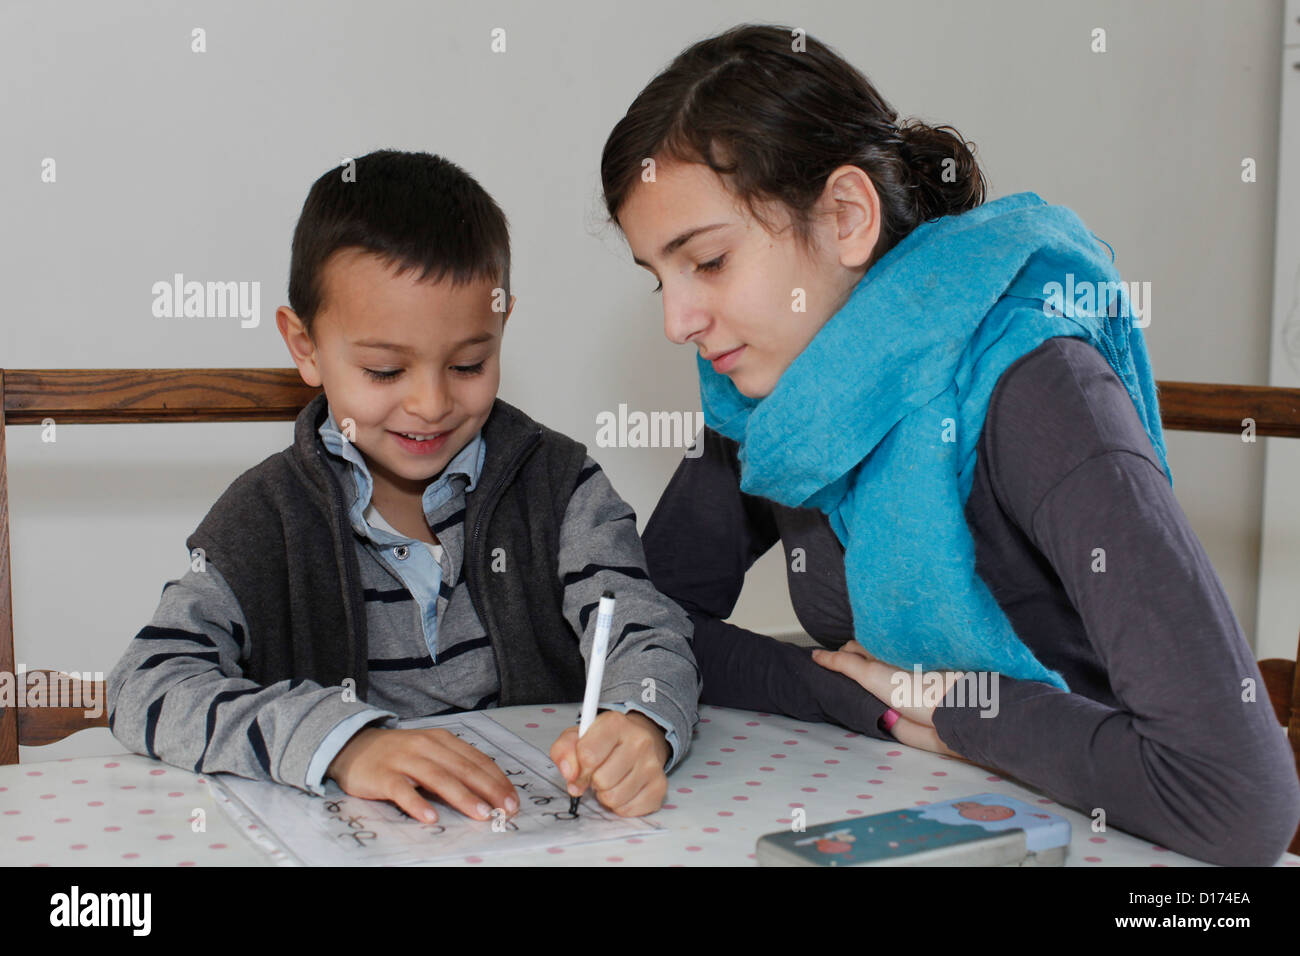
[404,758,499,821]
[420,731,519,813]
[588,738,637,796]
[592,762,643,811]
[388,775,441,824]
[549,727,580,781]
[598,770,667,817]
[570,720,620,795]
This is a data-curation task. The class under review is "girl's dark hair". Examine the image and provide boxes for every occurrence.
[288,149,510,338]
[601,24,986,267]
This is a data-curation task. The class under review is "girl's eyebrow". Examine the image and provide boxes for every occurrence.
[351,332,496,353]
[632,223,730,267]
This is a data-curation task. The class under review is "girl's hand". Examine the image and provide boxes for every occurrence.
[812,642,966,760]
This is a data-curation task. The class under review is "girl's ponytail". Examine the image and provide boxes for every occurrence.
[897,122,985,225]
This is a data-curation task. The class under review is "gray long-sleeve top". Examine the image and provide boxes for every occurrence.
[642,335,1300,866]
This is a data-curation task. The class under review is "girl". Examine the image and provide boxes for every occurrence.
[599,23,1300,866]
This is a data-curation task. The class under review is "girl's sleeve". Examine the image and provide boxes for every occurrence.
[932,336,1300,865]
[641,427,894,738]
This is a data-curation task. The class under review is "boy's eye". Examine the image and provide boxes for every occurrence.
[364,363,486,382]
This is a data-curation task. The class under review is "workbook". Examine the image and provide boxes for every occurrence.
[206,711,662,865]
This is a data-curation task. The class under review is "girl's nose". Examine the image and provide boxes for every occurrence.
[662,286,708,346]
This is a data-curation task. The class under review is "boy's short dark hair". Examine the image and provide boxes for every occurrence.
[288,149,511,338]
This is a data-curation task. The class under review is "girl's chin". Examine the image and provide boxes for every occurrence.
[730,370,776,400]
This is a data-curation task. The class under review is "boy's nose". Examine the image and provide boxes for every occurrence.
[405,373,454,424]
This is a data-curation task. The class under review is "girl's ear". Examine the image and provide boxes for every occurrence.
[824,165,881,269]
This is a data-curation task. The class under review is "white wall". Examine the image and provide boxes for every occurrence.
[1,0,1290,759]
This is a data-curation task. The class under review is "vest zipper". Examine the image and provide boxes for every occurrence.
[468,431,541,699]
[320,446,364,696]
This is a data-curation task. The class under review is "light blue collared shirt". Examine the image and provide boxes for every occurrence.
[317,405,484,664]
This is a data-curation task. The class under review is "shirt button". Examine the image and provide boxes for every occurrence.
[393,545,409,560]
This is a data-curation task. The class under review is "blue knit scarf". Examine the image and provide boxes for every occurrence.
[697,192,1172,691]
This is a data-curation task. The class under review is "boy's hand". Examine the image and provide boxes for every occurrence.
[550,710,670,817]
[326,726,519,824]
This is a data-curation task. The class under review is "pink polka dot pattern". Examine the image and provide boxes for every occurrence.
[2,704,1289,868]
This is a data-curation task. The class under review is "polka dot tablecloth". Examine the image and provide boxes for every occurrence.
[4,704,1298,867]
[0,754,263,866]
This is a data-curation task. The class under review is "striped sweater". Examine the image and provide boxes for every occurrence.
[105,401,700,795]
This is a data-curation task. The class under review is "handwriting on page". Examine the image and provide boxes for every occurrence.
[209,711,660,866]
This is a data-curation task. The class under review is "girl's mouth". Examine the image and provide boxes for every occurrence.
[389,429,452,455]
[711,345,745,373]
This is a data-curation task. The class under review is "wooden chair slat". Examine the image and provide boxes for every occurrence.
[1156,381,1300,438]
[2,369,319,424]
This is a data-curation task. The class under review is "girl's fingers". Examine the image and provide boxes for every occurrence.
[812,648,898,709]
[836,640,876,661]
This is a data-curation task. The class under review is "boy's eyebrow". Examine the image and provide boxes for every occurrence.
[631,223,730,267]
[351,332,496,354]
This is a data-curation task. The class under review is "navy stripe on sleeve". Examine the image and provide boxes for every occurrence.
[643,642,701,681]
[610,622,653,654]
[574,462,601,491]
[132,625,217,647]
[561,564,650,588]
[194,686,262,772]
[143,695,166,759]
[138,651,222,670]
[247,719,272,775]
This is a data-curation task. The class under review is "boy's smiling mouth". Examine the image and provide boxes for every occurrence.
[388,428,454,454]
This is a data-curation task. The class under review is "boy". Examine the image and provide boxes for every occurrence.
[106,150,700,823]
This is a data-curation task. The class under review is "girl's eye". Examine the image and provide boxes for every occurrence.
[650,255,725,296]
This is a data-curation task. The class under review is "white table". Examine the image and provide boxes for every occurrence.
[3,704,1297,866]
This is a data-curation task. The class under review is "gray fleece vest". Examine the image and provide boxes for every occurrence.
[186,391,590,705]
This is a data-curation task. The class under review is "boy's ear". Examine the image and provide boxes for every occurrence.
[276,305,323,388]
[502,294,516,328]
